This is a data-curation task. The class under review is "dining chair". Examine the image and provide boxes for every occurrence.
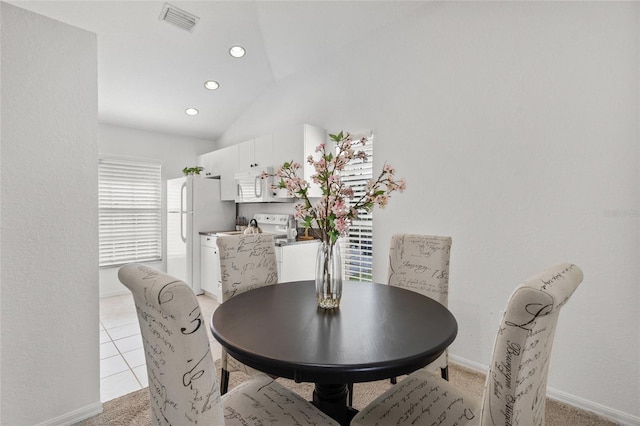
[350,262,584,426]
[216,233,279,394]
[387,234,453,380]
[347,234,452,408]
[118,263,339,426]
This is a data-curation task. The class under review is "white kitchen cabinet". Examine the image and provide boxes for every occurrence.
[276,241,320,283]
[272,125,304,170]
[237,134,273,172]
[200,235,221,301]
[272,124,326,197]
[197,151,217,178]
[303,124,327,197]
[217,145,238,201]
[198,124,325,200]
[197,145,238,201]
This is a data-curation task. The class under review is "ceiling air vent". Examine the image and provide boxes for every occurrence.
[159,3,199,32]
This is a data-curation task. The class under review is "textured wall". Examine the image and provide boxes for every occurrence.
[98,123,216,297]
[1,3,99,424]
[218,2,639,422]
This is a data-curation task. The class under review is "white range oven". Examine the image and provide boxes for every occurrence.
[200,214,319,301]
[250,213,319,283]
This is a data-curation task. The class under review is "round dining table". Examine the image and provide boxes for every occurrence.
[210,280,457,426]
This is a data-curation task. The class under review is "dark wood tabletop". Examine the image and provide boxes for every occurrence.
[210,280,457,424]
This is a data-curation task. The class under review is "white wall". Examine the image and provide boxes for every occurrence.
[98,123,217,297]
[0,3,100,424]
[219,2,639,423]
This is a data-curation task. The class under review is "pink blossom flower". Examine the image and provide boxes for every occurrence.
[334,217,349,234]
[272,131,405,244]
[340,187,354,198]
[332,199,346,215]
[375,194,389,207]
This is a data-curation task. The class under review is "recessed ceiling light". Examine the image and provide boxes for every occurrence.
[204,80,219,90]
[229,45,246,58]
[185,108,199,116]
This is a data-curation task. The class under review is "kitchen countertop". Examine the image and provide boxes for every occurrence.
[199,230,239,236]
[273,238,319,247]
[199,229,318,246]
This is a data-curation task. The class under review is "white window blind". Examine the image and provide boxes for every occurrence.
[99,158,162,267]
[341,135,374,282]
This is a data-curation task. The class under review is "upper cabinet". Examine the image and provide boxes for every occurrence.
[272,125,304,170]
[259,124,327,197]
[197,144,238,201]
[273,124,326,197]
[273,124,327,197]
[198,151,217,178]
[302,124,326,198]
[198,124,327,201]
[237,134,273,172]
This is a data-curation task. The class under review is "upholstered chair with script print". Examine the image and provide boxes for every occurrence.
[388,233,452,379]
[118,263,338,426]
[351,263,583,426]
[216,233,279,394]
[348,234,452,407]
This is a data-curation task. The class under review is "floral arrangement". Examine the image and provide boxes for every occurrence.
[271,131,406,245]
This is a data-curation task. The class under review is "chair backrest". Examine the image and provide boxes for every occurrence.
[480,263,583,426]
[216,233,278,302]
[118,264,224,426]
[388,234,452,306]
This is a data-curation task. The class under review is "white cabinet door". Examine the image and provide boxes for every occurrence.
[272,125,304,170]
[197,146,237,200]
[238,135,273,172]
[272,124,326,197]
[303,124,326,197]
[201,235,221,301]
[237,139,255,172]
[197,151,217,177]
[253,134,273,168]
[216,145,238,201]
[279,242,319,283]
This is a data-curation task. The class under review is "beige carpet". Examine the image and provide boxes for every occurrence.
[76,362,617,425]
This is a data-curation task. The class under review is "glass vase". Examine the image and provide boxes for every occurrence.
[315,241,342,309]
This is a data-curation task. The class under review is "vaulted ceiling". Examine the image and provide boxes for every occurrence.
[9,1,427,140]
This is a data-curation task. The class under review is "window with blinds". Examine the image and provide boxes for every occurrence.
[99,158,162,267]
[341,135,374,282]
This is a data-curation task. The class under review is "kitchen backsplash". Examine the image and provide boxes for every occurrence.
[237,202,296,223]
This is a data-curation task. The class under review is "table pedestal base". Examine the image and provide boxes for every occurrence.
[312,383,357,426]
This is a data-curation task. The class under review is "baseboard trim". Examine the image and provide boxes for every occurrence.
[449,354,640,426]
[449,354,487,374]
[100,289,129,298]
[36,402,103,426]
[546,387,640,426]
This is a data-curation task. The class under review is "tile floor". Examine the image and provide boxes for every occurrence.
[99,293,221,402]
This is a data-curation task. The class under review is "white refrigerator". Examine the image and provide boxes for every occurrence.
[167,176,234,294]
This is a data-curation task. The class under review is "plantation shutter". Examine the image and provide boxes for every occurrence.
[340,135,374,281]
[99,157,162,267]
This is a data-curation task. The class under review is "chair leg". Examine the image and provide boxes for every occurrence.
[390,376,397,384]
[220,368,230,395]
[441,366,449,381]
[347,383,354,407]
